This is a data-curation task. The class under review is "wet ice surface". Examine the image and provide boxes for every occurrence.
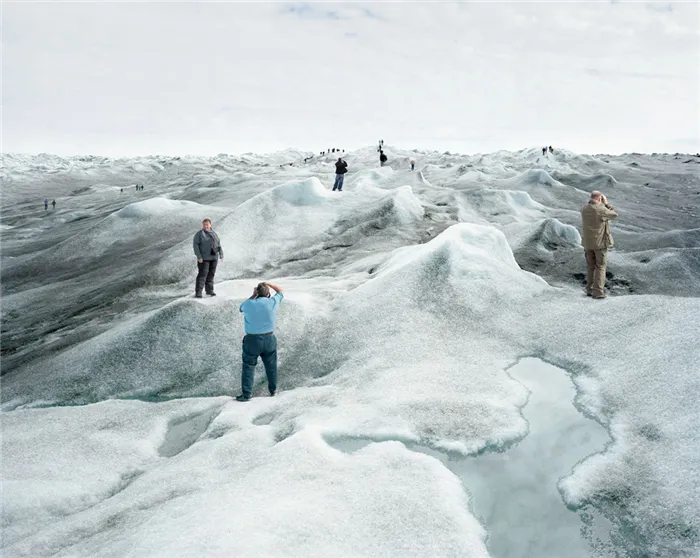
[1,148,699,556]
[454,358,613,557]
[329,358,613,558]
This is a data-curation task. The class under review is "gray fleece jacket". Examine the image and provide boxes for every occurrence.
[193,229,224,261]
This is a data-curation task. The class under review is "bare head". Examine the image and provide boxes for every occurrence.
[590,191,602,203]
[256,282,271,298]
[202,218,212,231]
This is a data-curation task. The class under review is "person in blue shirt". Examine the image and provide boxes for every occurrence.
[236,281,284,402]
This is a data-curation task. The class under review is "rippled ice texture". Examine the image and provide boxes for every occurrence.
[2,147,699,557]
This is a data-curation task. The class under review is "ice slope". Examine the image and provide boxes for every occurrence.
[2,400,489,558]
[1,147,699,556]
[149,177,424,285]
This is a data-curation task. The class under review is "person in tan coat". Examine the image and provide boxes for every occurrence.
[581,191,618,298]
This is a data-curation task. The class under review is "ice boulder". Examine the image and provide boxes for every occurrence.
[268,177,331,206]
[505,218,582,253]
[457,189,547,225]
[516,169,559,187]
[366,223,548,307]
[150,180,424,284]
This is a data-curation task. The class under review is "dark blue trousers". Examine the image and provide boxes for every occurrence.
[241,334,277,397]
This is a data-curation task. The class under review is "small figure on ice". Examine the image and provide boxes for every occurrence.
[333,157,348,191]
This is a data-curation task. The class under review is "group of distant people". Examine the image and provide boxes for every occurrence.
[43,199,56,210]
[542,146,555,155]
[118,184,145,193]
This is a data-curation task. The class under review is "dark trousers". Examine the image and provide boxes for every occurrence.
[195,259,218,295]
[241,334,278,397]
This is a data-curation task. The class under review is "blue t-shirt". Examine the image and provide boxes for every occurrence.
[240,292,284,334]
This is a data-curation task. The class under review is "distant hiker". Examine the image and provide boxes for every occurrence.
[236,281,285,401]
[542,147,547,156]
[44,199,48,210]
[135,184,138,191]
[333,157,348,191]
[193,218,224,298]
[332,148,336,153]
[581,191,618,299]
[549,146,554,154]
[379,150,388,167]
[120,188,123,193]
[51,200,56,209]
[410,160,415,171]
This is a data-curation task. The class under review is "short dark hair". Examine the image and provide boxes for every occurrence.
[202,218,212,224]
[256,283,271,298]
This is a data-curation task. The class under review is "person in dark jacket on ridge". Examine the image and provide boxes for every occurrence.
[333,158,348,191]
[193,218,224,298]
[379,150,388,167]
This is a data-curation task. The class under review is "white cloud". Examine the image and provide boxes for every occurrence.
[2,1,698,155]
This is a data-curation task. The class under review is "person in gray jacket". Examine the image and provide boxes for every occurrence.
[193,218,224,298]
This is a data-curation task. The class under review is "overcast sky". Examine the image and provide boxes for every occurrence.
[3,1,698,156]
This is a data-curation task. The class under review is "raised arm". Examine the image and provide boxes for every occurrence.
[263,281,284,293]
[599,195,618,221]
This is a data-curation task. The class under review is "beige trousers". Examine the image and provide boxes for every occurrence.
[585,249,608,297]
